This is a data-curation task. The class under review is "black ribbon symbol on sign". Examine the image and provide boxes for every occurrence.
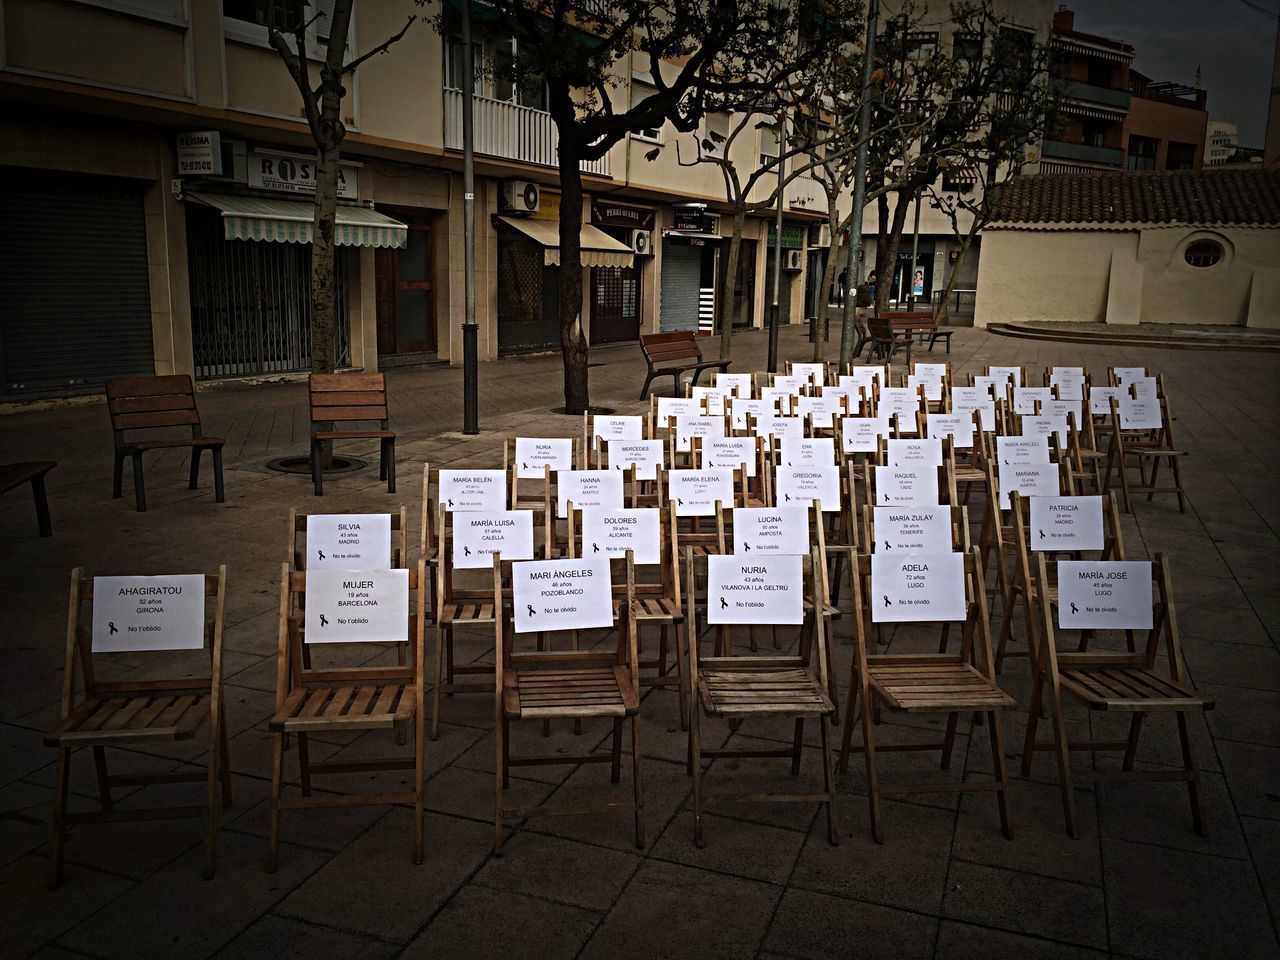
[320,614,329,627]
[592,543,599,553]
[108,621,118,635]
[317,549,325,561]
[1039,529,1045,540]
[527,604,536,618]
[883,595,892,608]
[1070,602,1079,616]
[742,542,750,551]
[719,597,728,610]
[464,546,471,556]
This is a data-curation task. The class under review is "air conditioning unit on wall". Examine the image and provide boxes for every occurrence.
[784,249,803,271]
[629,229,653,255]
[501,179,541,214]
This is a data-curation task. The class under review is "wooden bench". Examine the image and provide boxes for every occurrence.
[309,372,396,497]
[639,331,731,400]
[881,310,953,353]
[105,376,225,513]
[0,461,55,536]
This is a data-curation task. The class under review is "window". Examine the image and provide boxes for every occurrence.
[994,26,1034,88]
[1166,141,1196,171]
[907,31,939,60]
[704,112,730,158]
[1127,135,1157,171]
[444,38,482,93]
[952,32,982,62]
[491,37,548,110]
[1183,239,1223,268]
[1081,119,1108,149]
[224,0,301,33]
[1086,60,1113,88]
[631,76,663,141]
[759,122,779,167]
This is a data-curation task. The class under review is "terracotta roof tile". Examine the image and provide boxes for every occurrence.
[989,168,1280,226]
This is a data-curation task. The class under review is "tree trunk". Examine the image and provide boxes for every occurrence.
[310,137,341,375]
[718,208,746,362]
[875,190,911,314]
[935,217,981,325]
[812,203,841,361]
[556,138,590,415]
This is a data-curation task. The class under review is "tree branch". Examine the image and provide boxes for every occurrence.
[343,15,416,75]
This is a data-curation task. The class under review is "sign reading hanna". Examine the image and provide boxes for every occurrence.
[92,575,206,653]
[248,149,359,199]
[512,556,613,632]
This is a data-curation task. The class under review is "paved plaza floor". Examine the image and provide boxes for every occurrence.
[2,326,1278,959]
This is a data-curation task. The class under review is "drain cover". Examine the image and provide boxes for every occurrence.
[266,455,368,476]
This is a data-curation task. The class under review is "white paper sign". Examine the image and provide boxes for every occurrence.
[870,551,966,623]
[515,437,574,480]
[998,461,1060,510]
[951,387,996,432]
[926,413,974,450]
[715,372,753,398]
[669,468,734,516]
[907,373,943,403]
[707,554,804,625]
[1130,377,1158,402]
[841,367,885,394]
[1050,367,1085,401]
[797,395,844,428]
[1057,561,1153,630]
[1013,387,1053,416]
[771,374,807,395]
[791,362,827,386]
[452,511,535,569]
[675,414,725,453]
[557,469,624,518]
[1028,496,1104,552]
[781,437,835,468]
[733,507,809,556]
[887,438,943,468]
[731,398,774,430]
[581,507,661,566]
[512,556,613,632]
[1119,396,1162,430]
[874,466,939,506]
[997,435,1050,466]
[842,416,891,454]
[822,383,861,410]
[759,388,795,415]
[657,396,698,424]
[609,439,663,481]
[306,514,391,570]
[92,575,206,652]
[593,415,643,444]
[304,569,409,644]
[1089,386,1125,416]
[878,387,921,433]
[1020,414,1069,448]
[914,362,949,379]
[1112,367,1148,385]
[776,464,841,512]
[873,506,952,553]
[753,415,804,441]
[691,386,727,415]
[988,365,1023,388]
[703,436,758,477]
[1044,399,1082,430]
[440,470,507,512]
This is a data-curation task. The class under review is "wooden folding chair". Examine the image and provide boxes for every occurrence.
[1023,553,1213,837]
[684,515,839,846]
[839,547,1014,841]
[1103,395,1188,513]
[268,561,427,869]
[494,554,644,853]
[308,372,395,497]
[997,491,1126,671]
[45,567,232,888]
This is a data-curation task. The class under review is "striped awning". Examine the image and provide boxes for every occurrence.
[498,216,633,267]
[184,192,407,248]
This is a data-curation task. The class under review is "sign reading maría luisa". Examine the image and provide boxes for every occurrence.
[304,569,409,644]
[870,552,966,623]
[306,514,391,570]
[1057,561,1153,630]
[515,437,574,480]
[439,470,507,512]
[248,148,359,199]
[1028,496,1104,552]
[874,506,952,553]
[512,556,613,632]
[452,510,535,569]
[733,507,809,556]
[92,575,206,653]
[707,554,804,625]
[580,507,661,566]
[703,436,757,477]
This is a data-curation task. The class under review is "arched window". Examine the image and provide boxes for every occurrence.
[1184,239,1224,268]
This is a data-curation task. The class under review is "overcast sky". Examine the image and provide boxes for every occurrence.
[1065,0,1278,146]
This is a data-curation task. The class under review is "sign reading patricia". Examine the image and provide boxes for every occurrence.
[91,575,206,653]
[248,149,359,199]
[1028,496,1104,552]
[512,556,613,632]
[707,554,804,625]
[303,569,409,644]
[306,514,391,570]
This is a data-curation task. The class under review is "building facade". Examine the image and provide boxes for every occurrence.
[1121,71,1206,172]
[0,0,820,398]
[1207,119,1239,167]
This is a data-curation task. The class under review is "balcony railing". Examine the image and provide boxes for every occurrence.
[443,88,610,178]
[1041,139,1125,168]
[1054,79,1132,111]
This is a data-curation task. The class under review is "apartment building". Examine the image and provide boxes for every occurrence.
[1122,71,1206,172]
[0,0,821,397]
[1207,120,1239,167]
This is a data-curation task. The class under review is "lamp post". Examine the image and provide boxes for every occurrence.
[766,112,787,374]
[461,0,479,435]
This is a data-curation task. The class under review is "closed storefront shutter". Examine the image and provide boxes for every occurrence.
[660,241,701,331]
[0,169,154,395]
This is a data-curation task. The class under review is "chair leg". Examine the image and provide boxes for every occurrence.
[674,620,690,732]
[1121,713,1145,770]
[690,699,705,848]
[31,474,52,537]
[1177,712,1207,836]
[267,731,284,873]
[1021,671,1045,777]
[940,712,960,770]
[112,451,124,499]
[189,447,202,490]
[1170,454,1187,513]
[502,719,511,789]
[204,718,219,880]
[1047,685,1079,838]
[639,371,654,400]
[630,715,645,849]
[861,689,884,844]
[611,718,623,784]
[430,624,446,740]
[819,714,839,845]
[413,707,425,865]
[790,717,804,776]
[92,746,113,811]
[988,710,1014,840]
[212,447,225,503]
[311,440,323,497]
[838,665,860,774]
[218,706,233,807]
[131,451,147,512]
[297,733,312,796]
[386,439,397,494]
[494,711,506,856]
[48,747,71,890]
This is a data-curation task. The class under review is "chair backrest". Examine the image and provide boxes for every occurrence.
[288,507,408,572]
[62,566,226,717]
[1008,490,1125,603]
[105,375,202,437]
[861,503,971,556]
[565,500,679,603]
[309,372,388,428]
[641,331,703,363]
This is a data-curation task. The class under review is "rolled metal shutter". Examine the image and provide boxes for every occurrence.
[660,241,701,332]
[0,170,154,395]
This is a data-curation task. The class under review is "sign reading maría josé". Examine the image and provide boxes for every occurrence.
[707,554,804,625]
[870,552,966,623]
[452,510,535,569]
[92,575,206,652]
[303,569,409,644]
[306,514,391,570]
[512,556,613,632]
[1057,561,1153,630]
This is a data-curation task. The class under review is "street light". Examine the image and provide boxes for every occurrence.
[461,0,479,435]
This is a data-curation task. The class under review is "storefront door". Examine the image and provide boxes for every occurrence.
[589,266,641,344]
[374,221,436,356]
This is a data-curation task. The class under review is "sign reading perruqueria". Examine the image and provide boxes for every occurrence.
[706,554,804,625]
[512,556,613,632]
[1056,561,1153,630]
[304,569,409,644]
[92,575,206,652]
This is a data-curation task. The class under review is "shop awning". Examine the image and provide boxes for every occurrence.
[498,216,633,267]
[185,192,407,248]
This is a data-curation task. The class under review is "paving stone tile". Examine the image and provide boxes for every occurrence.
[0,855,134,958]
[1242,816,1280,932]
[1104,838,1280,960]
[578,861,779,959]
[933,920,1107,959]
[214,913,399,959]
[400,885,599,960]
[1098,766,1249,860]
[761,887,936,960]
[474,830,639,911]
[0,779,50,870]
[1181,639,1280,692]
[1216,740,1280,821]
[651,810,808,885]
[1199,682,1280,748]
[941,860,1106,950]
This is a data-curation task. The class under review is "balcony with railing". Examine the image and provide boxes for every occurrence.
[1041,139,1125,168]
[443,88,610,178]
